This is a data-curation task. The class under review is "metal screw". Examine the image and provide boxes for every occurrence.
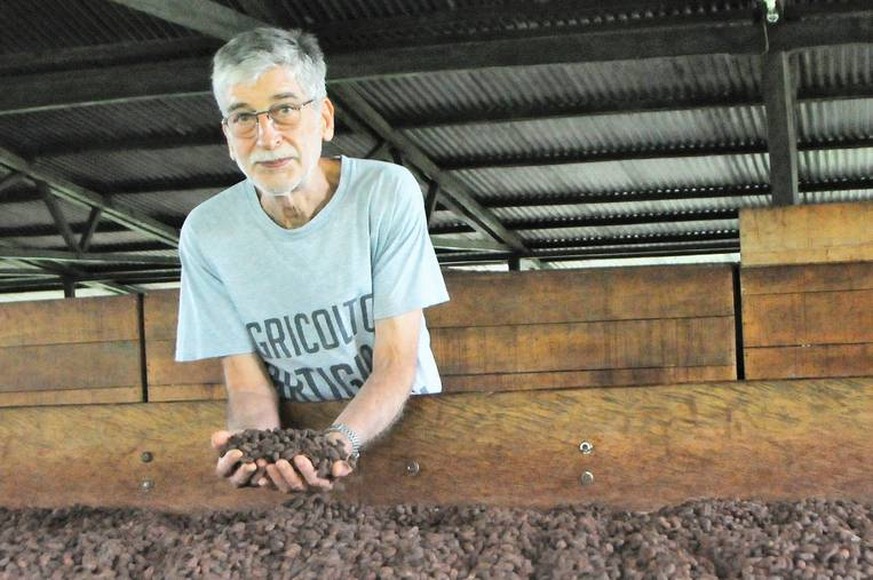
[580,471,595,486]
[140,451,154,463]
[405,460,420,476]
[578,440,594,454]
[140,479,155,492]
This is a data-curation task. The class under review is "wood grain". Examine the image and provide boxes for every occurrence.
[0,386,141,407]
[432,317,736,375]
[741,262,873,379]
[428,265,735,328]
[0,294,139,347]
[1,378,870,512]
[739,201,873,266]
[745,344,873,380]
[441,365,736,392]
[143,290,224,401]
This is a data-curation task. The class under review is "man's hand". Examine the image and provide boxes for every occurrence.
[213,429,354,493]
[211,430,266,488]
[260,454,354,493]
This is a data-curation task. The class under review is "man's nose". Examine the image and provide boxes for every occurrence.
[255,113,282,147]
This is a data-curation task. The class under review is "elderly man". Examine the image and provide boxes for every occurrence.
[176,27,448,493]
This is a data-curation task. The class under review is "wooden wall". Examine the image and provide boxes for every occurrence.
[740,201,873,380]
[429,265,737,391]
[0,295,142,407]
[139,264,737,401]
[742,262,873,379]
[2,377,871,511]
[739,201,873,266]
[142,290,223,402]
[1,200,871,510]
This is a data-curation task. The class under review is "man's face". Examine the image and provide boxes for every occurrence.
[220,65,334,197]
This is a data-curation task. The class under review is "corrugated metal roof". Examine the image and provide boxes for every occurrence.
[453,154,770,199]
[1,0,872,295]
[356,54,762,122]
[0,0,201,53]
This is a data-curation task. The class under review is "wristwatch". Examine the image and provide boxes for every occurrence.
[327,422,362,459]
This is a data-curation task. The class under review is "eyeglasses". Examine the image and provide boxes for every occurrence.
[222,99,316,138]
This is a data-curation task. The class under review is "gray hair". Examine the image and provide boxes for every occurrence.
[212,27,327,114]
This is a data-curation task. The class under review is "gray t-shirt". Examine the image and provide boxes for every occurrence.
[175,156,449,402]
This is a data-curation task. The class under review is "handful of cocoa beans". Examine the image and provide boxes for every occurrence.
[219,427,356,479]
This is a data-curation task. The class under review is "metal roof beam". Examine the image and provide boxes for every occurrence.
[763,49,800,206]
[506,209,739,231]
[106,0,266,41]
[0,248,179,265]
[0,147,180,247]
[330,85,526,253]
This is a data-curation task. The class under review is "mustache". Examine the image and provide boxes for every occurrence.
[249,151,297,163]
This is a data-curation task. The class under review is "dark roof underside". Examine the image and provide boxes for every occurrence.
[1,0,871,297]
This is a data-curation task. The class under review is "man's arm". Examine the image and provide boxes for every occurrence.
[212,353,280,487]
[221,353,281,431]
[262,308,422,492]
[331,307,422,450]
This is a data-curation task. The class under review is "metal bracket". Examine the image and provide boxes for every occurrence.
[763,0,780,24]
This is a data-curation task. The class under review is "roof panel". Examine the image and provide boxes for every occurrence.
[406,106,766,163]
[454,154,770,198]
[0,0,201,54]
[353,53,761,122]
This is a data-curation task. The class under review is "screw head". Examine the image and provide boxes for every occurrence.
[580,471,595,486]
[140,451,154,463]
[578,440,594,454]
[405,460,420,476]
[140,479,155,492]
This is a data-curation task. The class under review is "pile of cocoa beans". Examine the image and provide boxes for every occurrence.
[2,496,872,577]
[219,428,355,478]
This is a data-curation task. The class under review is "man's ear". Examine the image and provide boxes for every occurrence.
[221,123,236,161]
[320,97,336,142]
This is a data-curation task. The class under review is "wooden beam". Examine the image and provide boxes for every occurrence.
[0,378,871,511]
[739,201,873,265]
[763,50,800,206]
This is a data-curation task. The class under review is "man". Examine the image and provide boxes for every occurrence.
[175,27,448,494]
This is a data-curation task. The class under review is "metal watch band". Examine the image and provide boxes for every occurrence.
[327,422,362,458]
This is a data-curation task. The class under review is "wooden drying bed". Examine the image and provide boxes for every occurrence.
[1,376,870,512]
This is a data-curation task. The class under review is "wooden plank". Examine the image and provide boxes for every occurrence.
[743,289,873,347]
[0,342,142,393]
[142,289,180,341]
[0,386,141,408]
[431,317,736,376]
[745,344,873,380]
[741,262,873,295]
[442,365,736,393]
[1,378,871,511]
[739,201,873,266]
[0,294,139,347]
[148,383,226,402]
[146,339,223,386]
[143,290,224,401]
[428,265,735,328]
[741,262,873,379]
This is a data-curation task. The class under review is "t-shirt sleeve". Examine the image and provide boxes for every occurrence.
[370,167,449,320]
[175,217,254,361]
